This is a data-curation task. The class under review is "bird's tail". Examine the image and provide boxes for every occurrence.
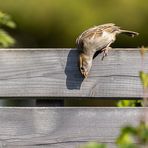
[120,29,139,37]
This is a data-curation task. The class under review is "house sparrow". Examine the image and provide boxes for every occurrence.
[76,23,139,78]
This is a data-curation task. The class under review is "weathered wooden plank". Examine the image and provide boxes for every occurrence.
[0,48,147,98]
[0,107,147,148]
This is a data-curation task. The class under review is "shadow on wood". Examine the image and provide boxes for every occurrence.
[65,49,84,90]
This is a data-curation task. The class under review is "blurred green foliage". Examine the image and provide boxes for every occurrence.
[116,121,148,148]
[0,0,147,47]
[81,142,107,148]
[117,100,142,107]
[0,11,16,47]
[140,71,148,88]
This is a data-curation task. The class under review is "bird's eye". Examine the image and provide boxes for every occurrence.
[80,67,84,71]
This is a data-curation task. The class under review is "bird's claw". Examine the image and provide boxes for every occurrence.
[101,51,108,60]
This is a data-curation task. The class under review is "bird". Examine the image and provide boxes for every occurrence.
[76,23,139,78]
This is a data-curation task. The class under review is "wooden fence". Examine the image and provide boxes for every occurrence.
[0,48,147,148]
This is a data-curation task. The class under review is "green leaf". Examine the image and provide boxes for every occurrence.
[0,11,16,28]
[117,133,134,144]
[81,142,107,148]
[117,100,142,107]
[137,121,148,143]
[139,71,148,88]
[0,29,15,47]
[117,144,137,148]
[116,126,137,145]
[0,11,16,47]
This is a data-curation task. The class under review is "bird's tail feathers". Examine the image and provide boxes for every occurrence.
[120,30,139,37]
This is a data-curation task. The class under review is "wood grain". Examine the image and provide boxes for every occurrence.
[0,107,147,148]
[0,48,147,98]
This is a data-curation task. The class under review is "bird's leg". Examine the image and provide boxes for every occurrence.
[101,47,112,60]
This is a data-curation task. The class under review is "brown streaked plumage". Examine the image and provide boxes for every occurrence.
[76,23,139,78]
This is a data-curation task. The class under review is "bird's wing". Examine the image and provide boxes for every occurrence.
[76,26,102,49]
[97,23,116,28]
[76,23,119,49]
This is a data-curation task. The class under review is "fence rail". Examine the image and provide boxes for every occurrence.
[0,107,147,148]
[0,48,147,98]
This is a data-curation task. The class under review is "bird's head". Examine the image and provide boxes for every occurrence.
[79,53,92,78]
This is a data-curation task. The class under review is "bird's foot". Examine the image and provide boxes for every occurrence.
[101,47,111,60]
[101,52,108,60]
